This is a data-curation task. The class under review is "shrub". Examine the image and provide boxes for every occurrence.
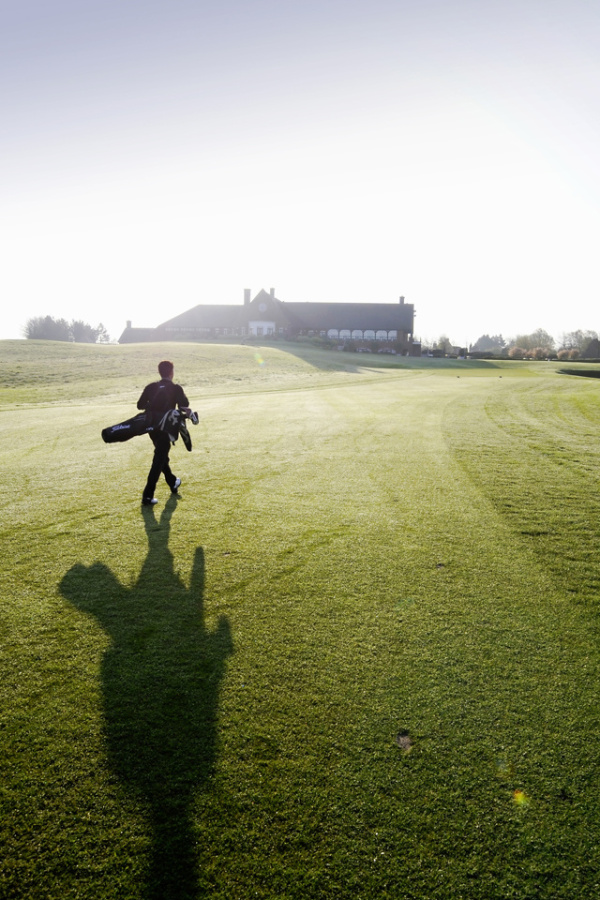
[531,347,550,360]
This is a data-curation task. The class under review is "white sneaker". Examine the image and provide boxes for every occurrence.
[142,497,158,506]
[171,478,181,494]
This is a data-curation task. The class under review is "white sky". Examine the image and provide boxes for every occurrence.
[2,0,599,345]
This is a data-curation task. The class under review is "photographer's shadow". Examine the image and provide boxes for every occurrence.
[60,495,233,899]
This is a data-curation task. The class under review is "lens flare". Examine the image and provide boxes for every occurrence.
[254,352,265,366]
[513,790,530,807]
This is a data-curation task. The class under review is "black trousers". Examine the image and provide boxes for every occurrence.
[143,432,177,500]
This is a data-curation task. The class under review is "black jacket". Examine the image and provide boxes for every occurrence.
[137,379,189,426]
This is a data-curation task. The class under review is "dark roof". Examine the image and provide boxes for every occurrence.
[158,304,246,331]
[157,298,413,331]
[281,301,414,331]
[118,326,162,343]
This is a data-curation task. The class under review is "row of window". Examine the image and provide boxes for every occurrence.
[327,330,400,340]
[165,326,407,340]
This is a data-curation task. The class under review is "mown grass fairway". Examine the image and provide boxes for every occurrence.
[2,341,600,899]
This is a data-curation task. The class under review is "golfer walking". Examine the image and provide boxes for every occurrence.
[138,360,190,506]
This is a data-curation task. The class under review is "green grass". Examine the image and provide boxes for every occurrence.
[2,341,600,899]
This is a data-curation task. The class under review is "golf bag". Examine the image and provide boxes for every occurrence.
[102,412,152,444]
[102,409,198,448]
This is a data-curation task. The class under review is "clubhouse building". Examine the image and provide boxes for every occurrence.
[119,288,418,353]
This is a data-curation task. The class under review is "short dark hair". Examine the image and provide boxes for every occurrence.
[158,360,174,378]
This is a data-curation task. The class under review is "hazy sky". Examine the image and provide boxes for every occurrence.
[2,0,599,344]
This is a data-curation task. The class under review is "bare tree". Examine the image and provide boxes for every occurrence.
[471,334,505,352]
[559,329,598,351]
[435,334,452,354]
[509,329,555,352]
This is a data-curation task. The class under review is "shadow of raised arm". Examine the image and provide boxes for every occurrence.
[59,500,233,900]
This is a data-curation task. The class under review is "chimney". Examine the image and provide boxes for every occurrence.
[126,320,132,329]
[244,288,251,305]
[269,287,275,298]
[399,296,405,305]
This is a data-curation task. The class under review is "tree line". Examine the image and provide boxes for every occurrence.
[427,329,599,359]
[23,316,110,343]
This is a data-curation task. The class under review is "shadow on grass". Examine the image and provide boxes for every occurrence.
[559,367,600,378]
[272,342,506,372]
[60,495,233,899]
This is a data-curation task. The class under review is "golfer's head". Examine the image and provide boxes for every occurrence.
[158,360,174,379]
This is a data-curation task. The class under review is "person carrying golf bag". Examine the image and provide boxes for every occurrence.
[137,360,191,506]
